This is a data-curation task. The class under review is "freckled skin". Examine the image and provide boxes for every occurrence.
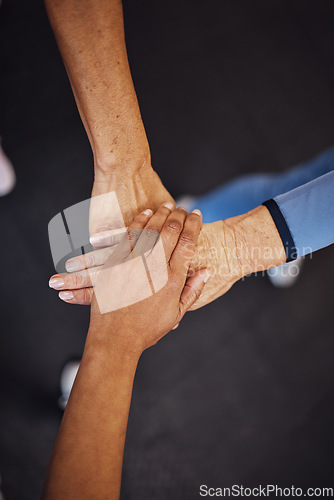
[45,0,288,308]
[50,205,285,309]
[46,0,286,311]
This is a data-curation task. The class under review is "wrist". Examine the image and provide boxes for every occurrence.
[82,339,140,379]
[226,205,286,277]
[93,134,151,180]
[94,151,152,181]
[85,321,144,365]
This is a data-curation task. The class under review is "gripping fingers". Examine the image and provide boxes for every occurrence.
[50,209,155,293]
[99,208,155,265]
[49,266,102,290]
[89,228,127,248]
[64,210,156,273]
[65,246,115,273]
[178,269,211,317]
[59,287,94,305]
[169,209,202,274]
[133,202,174,255]
[158,206,189,261]
[89,207,156,248]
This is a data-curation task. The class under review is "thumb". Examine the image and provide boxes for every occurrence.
[178,269,211,317]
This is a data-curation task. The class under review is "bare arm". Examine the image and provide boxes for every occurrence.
[45,0,174,232]
[43,206,208,498]
[45,1,286,310]
[44,0,149,172]
[42,341,138,500]
[50,204,286,308]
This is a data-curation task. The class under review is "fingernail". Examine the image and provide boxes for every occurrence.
[163,201,174,210]
[49,277,65,289]
[65,260,80,272]
[90,228,127,245]
[142,208,153,216]
[89,234,103,245]
[191,209,202,216]
[178,206,188,212]
[59,291,74,301]
[203,271,211,283]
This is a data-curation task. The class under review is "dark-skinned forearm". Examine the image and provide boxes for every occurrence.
[42,332,140,500]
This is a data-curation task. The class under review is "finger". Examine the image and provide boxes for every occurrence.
[51,210,156,290]
[108,208,155,264]
[65,246,115,272]
[89,229,127,248]
[67,209,155,272]
[58,287,94,305]
[158,206,188,261]
[49,266,102,290]
[169,209,202,274]
[132,202,174,256]
[178,269,211,317]
[89,207,156,248]
[172,323,179,330]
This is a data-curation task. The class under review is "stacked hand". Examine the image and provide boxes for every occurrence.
[49,202,245,312]
[50,170,285,312]
[87,203,210,353]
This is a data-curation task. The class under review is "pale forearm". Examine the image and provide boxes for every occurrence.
[44,0,150,174]
[229,205,287,276]
[42,336,139,499]
[190,206,286,309]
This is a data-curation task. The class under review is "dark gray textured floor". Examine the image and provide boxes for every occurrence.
[0,0,333,498]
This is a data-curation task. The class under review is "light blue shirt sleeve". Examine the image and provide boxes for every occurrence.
[274,170,334,257]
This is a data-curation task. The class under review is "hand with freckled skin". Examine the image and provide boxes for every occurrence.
[45,0,174,242]
[45,0,287,311]
[90,165,174,238]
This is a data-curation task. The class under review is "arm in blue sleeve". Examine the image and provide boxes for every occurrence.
[263,170,334,261]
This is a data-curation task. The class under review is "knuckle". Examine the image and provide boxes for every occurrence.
[83,289,93,304]
[193,287,201,301]
[166,219,183,234]
[145,227,159,238]
[184,288,200,307]
[178,230,195,247]
[73,273,84,288]
[138,228,159,247]
[81,254,91,269]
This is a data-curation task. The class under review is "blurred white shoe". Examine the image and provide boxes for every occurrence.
[58,360,80,410]
[267,257,303,288]
[0,142,16,196]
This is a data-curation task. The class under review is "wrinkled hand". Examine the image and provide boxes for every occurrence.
[49,219,244,309]
[49,203,286,309]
